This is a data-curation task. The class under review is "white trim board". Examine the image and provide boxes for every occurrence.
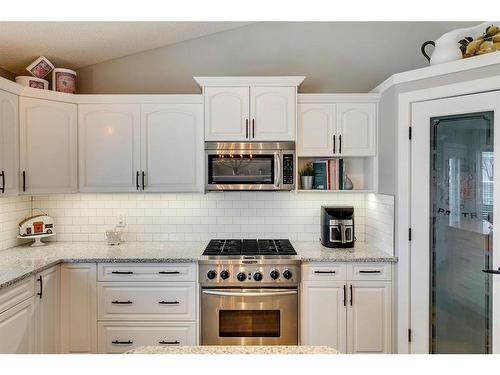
[194,76,306,87]
[297,93,380,103]
[395,74,500,354]
[371,53,500,94]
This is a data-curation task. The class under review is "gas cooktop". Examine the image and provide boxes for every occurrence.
[202,239,297,256]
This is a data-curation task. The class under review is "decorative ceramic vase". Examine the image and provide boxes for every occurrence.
[301,176,314,190]
[344,175,353,190]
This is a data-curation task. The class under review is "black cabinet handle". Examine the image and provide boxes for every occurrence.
[111,271,134,274]
[349,284,353,306]
[333,135,336,154]
[0,170,4,193]
[314,270,336,274]
[343,284,346,306]
[36,276,43,299]
[252,118,255,139]
[112,300,133,304]
[158,301,180,305]
[136,171,140,190]
[339,134,342,154]
[359,270,382,274]
[245,119,249,139]
[158,271,180,275]
[112,340,133,345]
[22,171,26,192]
[159,340,180,345]
[483,268,500,274]
[142,171,145,190]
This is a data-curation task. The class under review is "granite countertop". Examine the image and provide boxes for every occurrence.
[0,240,396,289]
[126,345,339,355]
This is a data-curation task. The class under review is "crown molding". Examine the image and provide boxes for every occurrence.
[193,76,306,87]
[298,93,380,103]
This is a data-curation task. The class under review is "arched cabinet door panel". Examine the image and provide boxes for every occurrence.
[337,103,376,156]
[297,103,336,156]
[0,90,19,196]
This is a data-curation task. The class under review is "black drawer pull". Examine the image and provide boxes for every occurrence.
[314,271,336,274]
[112,300,133,304]
[359,270,382,274]
[158,271,181,275]
[158,301,180,305]
[112,340,133,345]
[159,340,180,345]
[0,170,5,194]
[111,271,134,274]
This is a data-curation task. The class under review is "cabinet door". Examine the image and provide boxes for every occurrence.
[204,87,249,141]
[347,281,392,354]
[60,263,97,354]
[337,103,376,156]
[34,265,60,354]
[301,281,346,352]
[141,104,203,192]
[19,97,77,194]
[250,86,296,141]
[0,297,35,353]
[297,103,336,156]
[79,104,141,192]
[0,90,19,196]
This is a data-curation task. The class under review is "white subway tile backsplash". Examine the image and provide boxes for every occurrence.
[0,196,31,251]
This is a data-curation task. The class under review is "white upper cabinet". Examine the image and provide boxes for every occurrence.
[196,77,305,142]
[297,96,378,157]
[250,86,295,141]
[19,97,77,194]
[297,103,336,156]
[337,103,376,156]
[204,87,250,141]
[0,90,19,196]
[141,103,203,192]
[79,104,141,192]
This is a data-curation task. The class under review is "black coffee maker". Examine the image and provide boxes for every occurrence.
[320,206,355,248]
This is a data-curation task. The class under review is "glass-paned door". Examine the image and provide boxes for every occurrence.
[410,91,500,354]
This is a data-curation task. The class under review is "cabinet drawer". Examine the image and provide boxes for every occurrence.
[302,264,347,281]
[347,263,392,281]
[98,263,196,282]
[98,282,196,321]
[98,321,196,353]
[0,277,35,314]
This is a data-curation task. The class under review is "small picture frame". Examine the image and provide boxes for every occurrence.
[26,56,54,79]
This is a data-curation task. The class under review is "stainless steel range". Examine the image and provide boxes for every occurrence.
[199,239,301,346]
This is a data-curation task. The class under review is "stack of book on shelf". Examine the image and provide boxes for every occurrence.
[312,159,346,190]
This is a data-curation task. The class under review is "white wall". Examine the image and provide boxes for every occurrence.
[75,22,475,94]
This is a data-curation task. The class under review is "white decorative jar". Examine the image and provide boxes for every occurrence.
[52,68,77,94]
[15,76,49,90]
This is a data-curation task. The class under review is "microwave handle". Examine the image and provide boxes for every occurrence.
[274,153,281,188]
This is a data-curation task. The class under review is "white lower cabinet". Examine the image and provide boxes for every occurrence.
[0,297,35,353]
[60,263,97,353]
[34,265,60,353]
[301,263,392,354]
[98,321,196,353]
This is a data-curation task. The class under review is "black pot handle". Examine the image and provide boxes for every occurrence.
[421,41,435,62]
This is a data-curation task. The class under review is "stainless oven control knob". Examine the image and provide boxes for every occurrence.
[283,269,293,280]
[220,270,230,280]
[236,272,247,282]
[206,270,217,280]
[270,269,280,280]
[253,271,263,281]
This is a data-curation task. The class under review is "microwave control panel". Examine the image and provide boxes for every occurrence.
[282,154,294,185]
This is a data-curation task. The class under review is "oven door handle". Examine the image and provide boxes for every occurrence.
[202,290,297,297]
[274,152,281,189]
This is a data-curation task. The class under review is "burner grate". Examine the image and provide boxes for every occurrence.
[202,239,296,256]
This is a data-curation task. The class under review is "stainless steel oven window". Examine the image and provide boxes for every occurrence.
[219,310,281,337]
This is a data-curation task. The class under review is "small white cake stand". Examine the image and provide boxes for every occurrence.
[17,233,56,247]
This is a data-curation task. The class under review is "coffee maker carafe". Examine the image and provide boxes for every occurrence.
[321,206,354,248]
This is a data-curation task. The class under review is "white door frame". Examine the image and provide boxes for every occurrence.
[395,74,500,354]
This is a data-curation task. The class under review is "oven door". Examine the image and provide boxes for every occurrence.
[201,288,298,345]
[206,150,281,190]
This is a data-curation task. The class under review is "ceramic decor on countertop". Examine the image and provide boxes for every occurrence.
[0,240,396,289]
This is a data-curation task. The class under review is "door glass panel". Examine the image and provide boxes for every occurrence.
[208,154,274,184]
[430,111,493,353]
[219,310,280,337]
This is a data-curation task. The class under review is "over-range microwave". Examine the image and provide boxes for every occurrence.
[205,142,295,191]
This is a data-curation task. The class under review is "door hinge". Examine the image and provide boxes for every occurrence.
[409,126,412,140]
[408,328,412,342]
[408,228,412,241]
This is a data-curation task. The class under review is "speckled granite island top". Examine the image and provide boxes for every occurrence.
[126,345,339,354]
[0,240,396,289]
